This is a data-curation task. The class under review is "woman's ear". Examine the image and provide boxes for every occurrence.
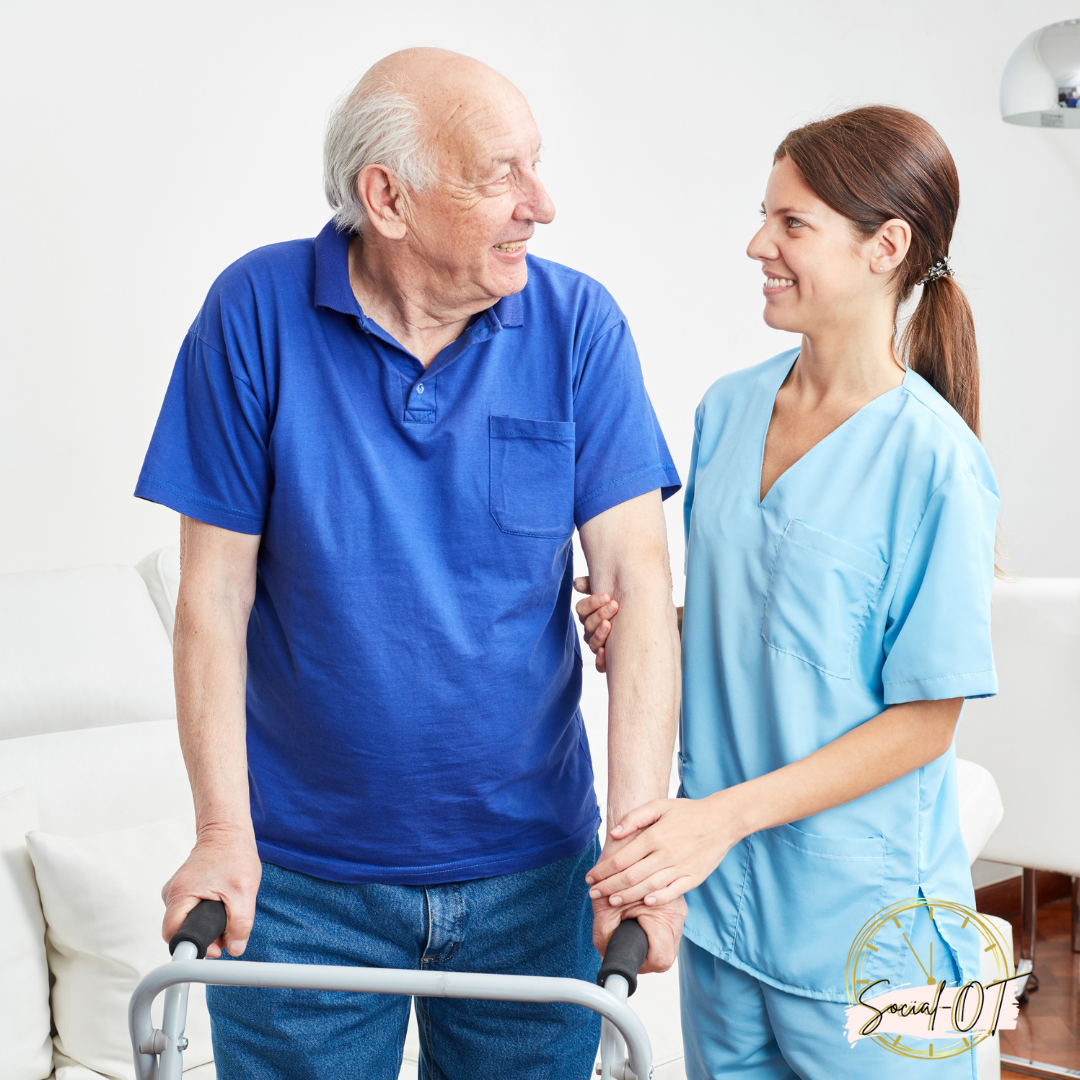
[869,218,912,274]
[355,164,410,240]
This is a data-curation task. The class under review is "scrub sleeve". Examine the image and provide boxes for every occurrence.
[882,472,999,705]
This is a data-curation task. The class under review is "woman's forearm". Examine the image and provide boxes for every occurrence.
[588,696,965,910]
[720,696,964,842]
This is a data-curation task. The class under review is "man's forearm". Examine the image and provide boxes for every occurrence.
[603,576,680,824]
[160,518,262,955]
[578,491,682,826]
[173,518,258,835]
[174,610,252,833]
[580,492,685,972]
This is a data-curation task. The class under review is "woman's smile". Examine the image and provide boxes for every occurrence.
[763,273,797,295]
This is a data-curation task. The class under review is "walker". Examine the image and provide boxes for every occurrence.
[128,899,654,1080]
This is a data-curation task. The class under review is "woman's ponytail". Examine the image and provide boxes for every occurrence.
[900,274,980,438]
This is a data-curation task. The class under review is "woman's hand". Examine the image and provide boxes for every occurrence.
[573,576,682,673]
[586,795,742,909]
[572,576,617,672]
[591,828,687,972]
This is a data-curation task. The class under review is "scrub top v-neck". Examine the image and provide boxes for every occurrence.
[679,347,999,1002]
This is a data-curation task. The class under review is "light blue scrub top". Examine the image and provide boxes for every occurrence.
[680,349,999,1002]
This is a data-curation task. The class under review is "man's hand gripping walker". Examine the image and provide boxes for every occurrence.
[129,899,654,1080]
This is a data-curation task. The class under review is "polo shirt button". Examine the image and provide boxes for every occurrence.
[417,383,425,393]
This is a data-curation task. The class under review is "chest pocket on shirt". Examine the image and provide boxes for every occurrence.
[489,416,576,538]
[762,519,887,679]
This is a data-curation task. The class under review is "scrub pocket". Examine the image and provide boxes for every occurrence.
[762,519,887,679]
[738,823,887,997]
[489,415,576,538]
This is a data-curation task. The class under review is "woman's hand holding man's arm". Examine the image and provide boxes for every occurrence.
[574,578,682,673]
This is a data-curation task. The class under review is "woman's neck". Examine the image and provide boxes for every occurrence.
[794,316,906,407]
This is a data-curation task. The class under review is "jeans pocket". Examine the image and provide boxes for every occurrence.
[761,519,888,678]
[489,415,576,538]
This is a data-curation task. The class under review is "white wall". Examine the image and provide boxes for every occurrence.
[2,0,1078,584]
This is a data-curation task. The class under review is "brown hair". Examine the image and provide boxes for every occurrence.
[774,106,980,438]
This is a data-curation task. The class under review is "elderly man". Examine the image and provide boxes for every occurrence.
[137,48,683,1078]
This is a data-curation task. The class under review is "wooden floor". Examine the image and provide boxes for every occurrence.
[1000,898,1080,1078]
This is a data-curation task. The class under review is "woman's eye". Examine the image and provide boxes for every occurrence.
[787,217,805,229]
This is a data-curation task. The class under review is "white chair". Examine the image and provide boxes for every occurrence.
[956,577,1080,1075]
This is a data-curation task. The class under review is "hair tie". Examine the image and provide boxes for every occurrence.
[918,257,953,285]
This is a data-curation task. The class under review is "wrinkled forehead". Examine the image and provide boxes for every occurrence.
[423,77,540,181]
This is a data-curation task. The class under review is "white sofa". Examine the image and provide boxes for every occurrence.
[0,550,1011,1080]
[0,550,211,1080]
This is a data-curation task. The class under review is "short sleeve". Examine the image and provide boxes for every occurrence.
[881,472,999,704]
[134,318,270,535]
[571,318,680,527]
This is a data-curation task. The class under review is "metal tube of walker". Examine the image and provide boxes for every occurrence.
[156,940,197,1080]
[130,960,653,1080]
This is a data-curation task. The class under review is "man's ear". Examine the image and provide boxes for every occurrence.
[356,164,410,240]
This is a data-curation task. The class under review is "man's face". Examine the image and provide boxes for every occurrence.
[403,83,555,306]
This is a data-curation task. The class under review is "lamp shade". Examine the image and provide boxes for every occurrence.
[1001,19,1080,128]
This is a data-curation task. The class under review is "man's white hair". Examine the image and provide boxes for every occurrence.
[323,70,438,234]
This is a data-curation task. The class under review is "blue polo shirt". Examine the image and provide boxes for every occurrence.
[136,221,679,884]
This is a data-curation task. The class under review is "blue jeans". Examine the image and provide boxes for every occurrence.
[207,838,601,1079]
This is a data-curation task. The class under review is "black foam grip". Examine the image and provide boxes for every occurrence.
[597,917,649,996]
[169,899,228,959]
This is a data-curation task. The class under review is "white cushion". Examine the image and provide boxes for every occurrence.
[28,814,213,1080]
[0,720,193,836]
[135,547,180,645]
[0,787,53,1080]
[955,758,1004,866]
[0,565,175,740]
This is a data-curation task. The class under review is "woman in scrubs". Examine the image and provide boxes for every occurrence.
[579,106,998,1078]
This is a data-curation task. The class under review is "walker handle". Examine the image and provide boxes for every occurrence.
[597,918,649,996]
[169,899,228,959]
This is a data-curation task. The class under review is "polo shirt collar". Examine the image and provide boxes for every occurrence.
[492,290,523,327]
[313,219,525,330]
[313,220,361,317]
